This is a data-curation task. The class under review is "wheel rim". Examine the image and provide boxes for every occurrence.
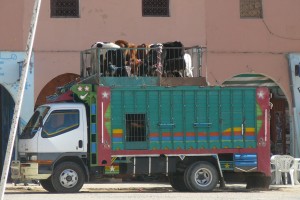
[194,168,212,187]
[59,169,78,188]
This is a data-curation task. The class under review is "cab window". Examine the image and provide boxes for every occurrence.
[42,109,79,138]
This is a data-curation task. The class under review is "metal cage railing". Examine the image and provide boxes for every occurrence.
[80,46,203,79]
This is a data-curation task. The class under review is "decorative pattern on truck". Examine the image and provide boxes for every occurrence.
[72,84,269,176]
[107,86,267,151]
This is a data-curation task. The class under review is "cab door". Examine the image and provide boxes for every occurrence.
[37,106,86,154]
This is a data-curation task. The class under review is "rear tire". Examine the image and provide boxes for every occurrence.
[169,173,189,192]
[40,177,56,193]
[52,162,85,193]
[246,175,271,189]
[184,163,197,192]
[185,161,218,192]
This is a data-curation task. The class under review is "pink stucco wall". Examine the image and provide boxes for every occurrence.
[205,0,300,106]
[0,1,25,50]
[2,0,300,107]
[21,0,206,101]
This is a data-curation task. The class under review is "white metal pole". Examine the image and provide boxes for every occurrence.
[0,0,41,199]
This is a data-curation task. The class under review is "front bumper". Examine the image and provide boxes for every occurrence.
[11,160,51,182]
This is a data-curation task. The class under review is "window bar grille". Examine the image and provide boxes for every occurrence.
[126,114,146,142]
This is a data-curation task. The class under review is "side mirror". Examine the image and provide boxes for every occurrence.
[295,64,300,76]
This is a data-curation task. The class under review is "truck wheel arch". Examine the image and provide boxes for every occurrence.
[182,155,222,174]
[52,155,89,182]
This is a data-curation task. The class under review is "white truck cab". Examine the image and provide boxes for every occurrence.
[11,103,88,192]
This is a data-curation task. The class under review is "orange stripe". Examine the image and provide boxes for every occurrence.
[162,132,171,137]
[198,132,207,136]
[186,132,195,137]
[150,133,159,137]
[245,132,255,136]
[234,132,242,135]
[222,132,231,136]
[174,132,183,137]
[209,132,219,136]
[29,160,53,165]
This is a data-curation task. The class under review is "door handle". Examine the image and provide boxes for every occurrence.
[78,140,83,148]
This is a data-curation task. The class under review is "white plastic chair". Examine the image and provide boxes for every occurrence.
[293,158,300,185]
[271,155,281,185]
[272,155,295,185]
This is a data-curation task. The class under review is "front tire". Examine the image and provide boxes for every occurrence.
[185,161,218,192]
[52,162,85,193]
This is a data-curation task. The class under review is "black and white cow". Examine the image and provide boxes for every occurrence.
[162,41,186,77]
[105,48,131,77]
[88,42,121,76]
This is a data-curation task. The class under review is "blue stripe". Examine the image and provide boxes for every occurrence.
[198,136,207,140]
[150,137,159,141]
[222,136,231,140]
[235,162,257,167]
[91,124,96,134]
[245,136,256,140]
[91,143,97,153]
[162,137,171,141]
[209,136,219,140]
[234,154,257,167]
[174,137,183,141]
[186,136,195,141]
[112,138,122,142]
[234,136,243,140]
[91,104,96,115]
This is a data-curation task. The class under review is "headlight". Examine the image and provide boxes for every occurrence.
[30,155,37,161]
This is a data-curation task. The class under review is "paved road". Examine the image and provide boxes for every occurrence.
[4,182,300,200]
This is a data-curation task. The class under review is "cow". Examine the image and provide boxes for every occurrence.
[105,48,129,77]
[91,41,120,49]
[113,40,141,76]
[140,43,163,76]
[137,43,150,61]
[162,41,185,60]
[87,42,120,77]
[127,43,141,76]
[184,52,193,77]
[115,39,130,63]
[161,41,189,77]
[88,40,194,77]
[162,51,194,77]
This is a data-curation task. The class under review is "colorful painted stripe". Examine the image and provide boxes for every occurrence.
[150,133,159,141]
[112,129,123,143]
[221,136,231,140]
[198,132,207,141]
[112,138,122,142]
[105,165,120,174]
[91,143,97,153]
[113,133,123,138]
[220,161,234,170]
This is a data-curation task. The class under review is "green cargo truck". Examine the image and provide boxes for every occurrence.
[11,83,271,193]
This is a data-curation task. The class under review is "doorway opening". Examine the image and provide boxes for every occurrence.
[0,85,15,176]
[222,74,290,155]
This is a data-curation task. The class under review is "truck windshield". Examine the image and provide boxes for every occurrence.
[19,106,50,139]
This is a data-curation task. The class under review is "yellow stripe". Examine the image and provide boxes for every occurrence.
[113,129,123,134]
[223,127,255,133]
[246,127,255,132]
[111,157,117,163]
[44,124,79,136]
